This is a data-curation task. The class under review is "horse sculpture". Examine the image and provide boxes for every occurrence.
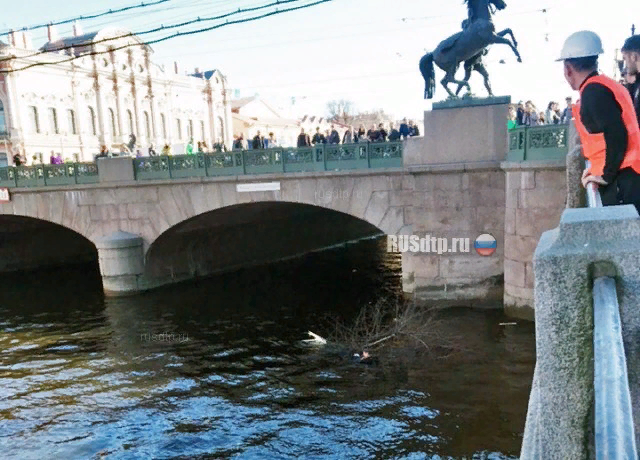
[420,0,521,99]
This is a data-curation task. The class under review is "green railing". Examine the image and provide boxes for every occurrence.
[133,141,403,180]
[507,125,569,162]
[0,163,99,187]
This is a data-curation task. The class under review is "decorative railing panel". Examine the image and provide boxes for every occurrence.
[134,156,171,180]
[0,163,100,187]
[507,125,568,161]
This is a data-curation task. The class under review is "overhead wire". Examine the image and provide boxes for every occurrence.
[0,0,315,64]
[0,0,172,36]
[157,5,551,59]
[0,0,334,74]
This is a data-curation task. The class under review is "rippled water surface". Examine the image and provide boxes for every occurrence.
[0,238,535,459]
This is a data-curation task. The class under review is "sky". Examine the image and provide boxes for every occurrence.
[0,0,636,122]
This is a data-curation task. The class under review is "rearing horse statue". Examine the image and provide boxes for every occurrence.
[420,0,522,99]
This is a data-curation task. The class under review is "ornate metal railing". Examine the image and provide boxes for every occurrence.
[0,162,99,187]
[133,141,403,180]
[507,125,568,161]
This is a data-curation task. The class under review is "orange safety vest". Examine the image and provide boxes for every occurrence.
[573,74,640,177]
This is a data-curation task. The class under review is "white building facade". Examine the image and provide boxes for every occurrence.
[0,25,233,166]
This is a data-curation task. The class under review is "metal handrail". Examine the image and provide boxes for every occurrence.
[586,161,638,459]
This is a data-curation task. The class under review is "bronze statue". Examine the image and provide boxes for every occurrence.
[456,49,493,97]
[419,0,521,99]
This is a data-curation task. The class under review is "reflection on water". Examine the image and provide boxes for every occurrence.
[0,238,534,459]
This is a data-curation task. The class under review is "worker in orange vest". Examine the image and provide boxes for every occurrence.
[558,31,640,213]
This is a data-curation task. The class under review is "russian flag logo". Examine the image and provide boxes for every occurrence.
[474,233,497,256]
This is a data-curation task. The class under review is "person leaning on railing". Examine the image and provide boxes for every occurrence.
[558,30,640,214]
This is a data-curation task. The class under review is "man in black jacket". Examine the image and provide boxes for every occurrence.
[622,34,640,126]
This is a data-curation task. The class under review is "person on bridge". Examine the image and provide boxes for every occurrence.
[621,34,640,126]
[558,30,640,214]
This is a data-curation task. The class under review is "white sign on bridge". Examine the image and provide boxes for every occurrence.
[0,187,9,202]
[236,182,280,193]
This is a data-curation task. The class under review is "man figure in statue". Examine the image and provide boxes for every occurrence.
[558,31,640,214]
[455,20,493,97]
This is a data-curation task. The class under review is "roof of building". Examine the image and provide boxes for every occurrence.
[40,27,150,55]
[189,69,224,81]
[40,31,99,52]
[231,96,258,111]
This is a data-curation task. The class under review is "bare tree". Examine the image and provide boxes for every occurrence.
[326,99,354,124]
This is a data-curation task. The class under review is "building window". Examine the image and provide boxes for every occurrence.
[176,119,182,140]
[67,109,77,135]
[127,109,134,135]
[217,116,224,143]
[144,111,151,138]
[29,106,40,133]
[0,100,6,135]
[48,108,59,134]
[187,119,194,140]
[200,120,205,141]
[108,108,116,137]
[161,114,167,138]
[88,107,97,135]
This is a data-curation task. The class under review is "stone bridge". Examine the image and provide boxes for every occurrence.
[0,100,572,317]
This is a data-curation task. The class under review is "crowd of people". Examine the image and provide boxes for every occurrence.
[232,118,421,150]
[507,98,574,129]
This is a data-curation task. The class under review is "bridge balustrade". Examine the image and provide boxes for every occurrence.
[132,141,403,180]
[0,162,99,188]
[507,124,568,162]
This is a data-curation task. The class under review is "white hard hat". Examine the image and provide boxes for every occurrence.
[557,31,604,61]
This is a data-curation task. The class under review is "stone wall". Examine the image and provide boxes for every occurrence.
[400,162,505,305]
[502,160,566,319]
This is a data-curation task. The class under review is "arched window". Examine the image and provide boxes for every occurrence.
[29,106,40,133]
[217,116,224,143]
[0,100,6,135]
[48,108,59,134]
[108,108,116,137]
[144,111,151,138]
[67,109,77,135]
[88,107,97,135]
[161,114,167,138]
[127,109,134,135]
[176,119,182,140]
[187,119,194,140]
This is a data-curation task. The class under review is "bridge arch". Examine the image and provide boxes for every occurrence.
[0,214,98,273]
[143,200,393,281]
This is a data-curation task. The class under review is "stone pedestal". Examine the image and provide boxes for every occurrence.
[520,205,640,458]
[404,97,510,166]
[97,157,135,183]
[501,160,566,320]
[97,230,147,296]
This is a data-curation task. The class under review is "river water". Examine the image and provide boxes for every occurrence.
[0,238,535,459]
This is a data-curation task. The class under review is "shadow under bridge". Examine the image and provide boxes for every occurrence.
[144,201,385,281]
